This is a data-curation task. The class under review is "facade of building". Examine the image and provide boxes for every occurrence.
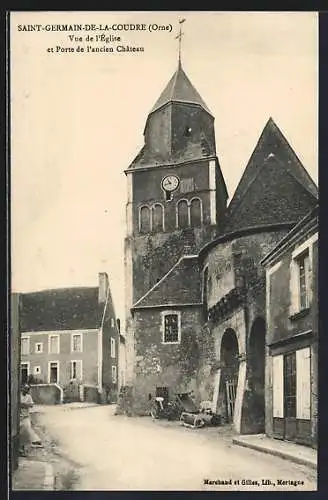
[19,272,120,402]
[123,60,318,432]
[261,205,318,447]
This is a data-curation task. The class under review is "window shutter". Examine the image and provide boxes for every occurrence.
[296,347,311,420]
[272,355,284,418]
[180,178,194,193]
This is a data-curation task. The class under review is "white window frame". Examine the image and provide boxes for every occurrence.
[138,204,152,232]
[48,360,60,384]
[189,197,203,226]
[161,310,182,345]
[33,365,41,376]
[35,342,43,354]
[151,202,165,232]
[21,336,30,356]
[110,318,115,328]
[295,250,310,308]
[21,361,30,377]
[176,198,190,229]
[111,337,116,358]
[112,365,117,383]
[290,233,317,316]
[70,360,83,380]
[71,333,83,353]
[48,334,60,354]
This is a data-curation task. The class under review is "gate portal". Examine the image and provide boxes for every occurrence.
[220,328,239,423]
[225,378,238,420]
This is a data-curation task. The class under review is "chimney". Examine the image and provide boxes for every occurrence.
[98,272,109,303]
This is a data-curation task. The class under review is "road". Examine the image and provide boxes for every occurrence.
[36,404,317,491]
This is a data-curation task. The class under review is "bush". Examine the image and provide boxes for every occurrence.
[27,375,46,385]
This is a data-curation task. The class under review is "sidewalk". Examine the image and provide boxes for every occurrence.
[12,458,54,491]
[232,434,317,470]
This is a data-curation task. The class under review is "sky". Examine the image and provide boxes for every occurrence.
[10,11,318,325]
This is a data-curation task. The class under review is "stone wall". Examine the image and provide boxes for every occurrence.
[198,230,287,433]
[30,384,62,405]
[83,385,99,403]
[130,306,202,415]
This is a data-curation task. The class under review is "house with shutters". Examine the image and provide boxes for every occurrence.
[19,272,121,402]
[123,57,318,437]
[261,204,318,448]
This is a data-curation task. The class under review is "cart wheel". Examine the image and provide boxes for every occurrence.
[198,418,205,428]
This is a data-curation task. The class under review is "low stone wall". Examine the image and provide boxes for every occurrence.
[30,384,63,405]
[83,385,99,403]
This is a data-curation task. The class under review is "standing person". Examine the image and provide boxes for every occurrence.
[19,384,41,456]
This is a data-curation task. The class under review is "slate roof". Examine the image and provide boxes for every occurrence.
[20,287,102,332]
[127,143,215,170]
[150,61,213,116]
[228,118,318,211]
[132,255,202,309]
[127,62,215,170]
[261,204,318,266]
[222,118,318,233]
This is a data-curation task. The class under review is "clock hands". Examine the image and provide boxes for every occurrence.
[162,175,179,193]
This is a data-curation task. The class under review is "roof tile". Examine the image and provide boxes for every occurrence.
[20,287,101,332]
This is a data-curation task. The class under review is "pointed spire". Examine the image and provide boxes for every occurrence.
[148,18,213,117]
[149,62,212,116]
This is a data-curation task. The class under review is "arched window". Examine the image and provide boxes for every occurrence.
[177,199,189,229]
[152,203,164,232]
[190,198,202,227]
[139,206,151,233]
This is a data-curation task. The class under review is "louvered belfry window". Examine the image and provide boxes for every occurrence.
[164,314,179,343]
[177,200,189,228]
[140,206,151,233]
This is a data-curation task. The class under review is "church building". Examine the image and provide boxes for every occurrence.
[123,55,318,434]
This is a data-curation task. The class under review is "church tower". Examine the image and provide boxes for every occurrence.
[124,47,228,383]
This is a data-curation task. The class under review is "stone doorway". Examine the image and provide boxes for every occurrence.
[246,316,266,433]
[219,328,239,423]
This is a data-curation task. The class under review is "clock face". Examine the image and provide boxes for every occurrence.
[161,175,180,192]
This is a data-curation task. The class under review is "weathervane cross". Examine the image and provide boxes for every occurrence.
[175,18,186,64]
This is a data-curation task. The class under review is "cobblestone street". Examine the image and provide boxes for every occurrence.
[33,404,317,491]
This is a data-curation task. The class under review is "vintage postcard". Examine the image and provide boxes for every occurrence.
[9,11,318,492]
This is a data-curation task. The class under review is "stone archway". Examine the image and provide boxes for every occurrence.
[218,328,239,423]
[245,316,266,433]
